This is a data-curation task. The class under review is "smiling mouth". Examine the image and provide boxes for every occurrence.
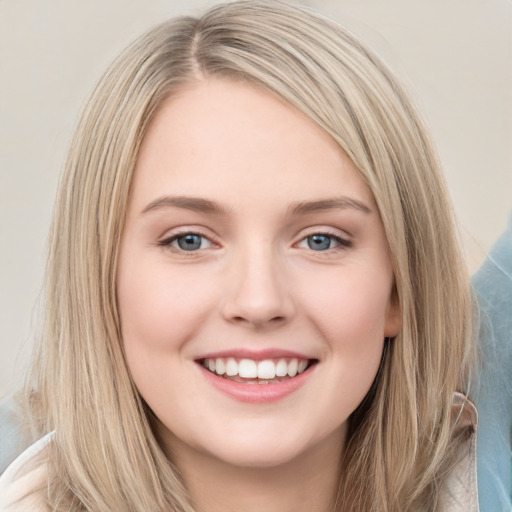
[198,357,317,384]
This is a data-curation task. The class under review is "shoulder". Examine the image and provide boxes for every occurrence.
[439,393,479,512]
[0,432,53,511]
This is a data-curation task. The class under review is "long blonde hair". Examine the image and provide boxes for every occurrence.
[23,1,475,510]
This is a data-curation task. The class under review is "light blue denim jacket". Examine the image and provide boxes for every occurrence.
[472,212,512,511]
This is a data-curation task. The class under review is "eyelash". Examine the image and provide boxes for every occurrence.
[297,232,352,252]
[158,229,352,256]
[158,231,214,253]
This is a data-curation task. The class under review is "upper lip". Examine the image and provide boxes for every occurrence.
[195,348,316,361]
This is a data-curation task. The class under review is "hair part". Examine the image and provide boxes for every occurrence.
[23,1,475,510]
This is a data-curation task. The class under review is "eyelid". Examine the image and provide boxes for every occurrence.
[297,234,351,248]
[296,226,352,242]
[294,228,353,251]
[155,226,352,254]
[157,227,220,252]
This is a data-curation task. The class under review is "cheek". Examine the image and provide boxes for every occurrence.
[294,267,391,407]
[300,264,394,346]
[118,262,215,353]
[116,263,213,412]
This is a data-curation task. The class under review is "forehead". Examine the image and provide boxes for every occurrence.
[130,78,375,213]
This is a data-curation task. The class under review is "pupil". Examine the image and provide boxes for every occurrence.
[308,235,331,251]
[178,234,201,251]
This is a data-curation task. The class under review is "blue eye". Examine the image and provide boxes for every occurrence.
[298,233,350,251]
[307,234,335,251]
[161,233,212,252]
[176,234,203,251]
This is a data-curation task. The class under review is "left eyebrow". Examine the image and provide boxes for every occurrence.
[288,197,372,215]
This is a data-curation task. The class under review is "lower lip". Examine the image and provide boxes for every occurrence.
[199,364,315,403]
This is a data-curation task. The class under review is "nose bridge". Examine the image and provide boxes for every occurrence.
[222,238,293,327]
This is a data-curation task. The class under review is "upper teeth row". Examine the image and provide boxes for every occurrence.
[202,358,309,379]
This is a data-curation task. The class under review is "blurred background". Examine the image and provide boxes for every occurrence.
[1,0,511,396]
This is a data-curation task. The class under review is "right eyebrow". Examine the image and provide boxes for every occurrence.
[141,195,230,216]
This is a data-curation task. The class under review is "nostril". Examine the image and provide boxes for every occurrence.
[231,314,285,325]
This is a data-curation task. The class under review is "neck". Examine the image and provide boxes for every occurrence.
[165,428,345,512]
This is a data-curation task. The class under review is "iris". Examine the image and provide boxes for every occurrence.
[176,234,203,251]
[307,234,334,251]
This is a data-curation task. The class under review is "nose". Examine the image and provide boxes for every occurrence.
[220,245,295,328]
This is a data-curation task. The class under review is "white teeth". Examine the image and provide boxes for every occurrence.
[226,357,238,376]
[275,359,288,377]
[239,359,258,378]
[298,360,308,373]
[203,357,311,380]
[257,360,276,379]
[287,359,298,377]
[215,358,226,375]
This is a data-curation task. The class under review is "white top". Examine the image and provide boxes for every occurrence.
[0,432,52,511]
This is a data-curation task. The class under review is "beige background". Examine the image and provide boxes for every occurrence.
[1,0,511,397]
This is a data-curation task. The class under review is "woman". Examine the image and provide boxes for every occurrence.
[0,1,477,510]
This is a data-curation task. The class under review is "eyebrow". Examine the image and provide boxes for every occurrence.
[288,197,372,215]
[141,195,372,216]
[141,195,230,215]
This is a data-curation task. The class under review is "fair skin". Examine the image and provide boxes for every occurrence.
[117,79,400,512]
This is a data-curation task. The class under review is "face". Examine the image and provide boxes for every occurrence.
[117,79,400,470]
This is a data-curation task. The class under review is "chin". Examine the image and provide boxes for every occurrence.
[204,440,307,469]
[195,422,339,470]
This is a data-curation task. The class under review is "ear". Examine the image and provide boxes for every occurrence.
[384,285,401,337]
